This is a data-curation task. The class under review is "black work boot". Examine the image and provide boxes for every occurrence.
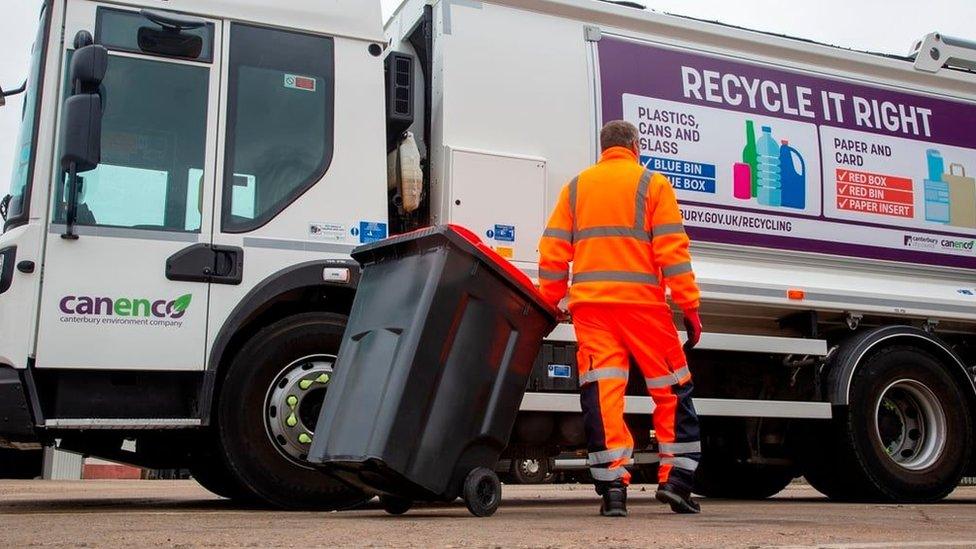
[596,480,628,517]
[655,483,701,514]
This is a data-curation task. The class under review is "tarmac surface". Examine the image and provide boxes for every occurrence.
[1,480,975,548]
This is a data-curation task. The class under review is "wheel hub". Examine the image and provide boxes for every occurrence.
[520,459,541,476]
[874,379,947,471]
[476,477,497,507]
[264,354,335,466]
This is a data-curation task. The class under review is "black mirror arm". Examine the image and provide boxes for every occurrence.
[1,81,27,98]
[61,164,80,240]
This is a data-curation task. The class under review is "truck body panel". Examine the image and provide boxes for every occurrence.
[388,0,976,331]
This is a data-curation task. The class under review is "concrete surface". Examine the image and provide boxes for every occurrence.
[1,480,974,548]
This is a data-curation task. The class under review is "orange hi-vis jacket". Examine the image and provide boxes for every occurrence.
[538,147,700,312]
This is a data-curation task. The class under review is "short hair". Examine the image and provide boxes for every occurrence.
[600,120,639,151]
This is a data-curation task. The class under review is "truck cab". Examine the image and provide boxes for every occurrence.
[0,0,394,507]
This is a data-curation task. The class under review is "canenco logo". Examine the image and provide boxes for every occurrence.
[940,239,975,251]
[59,293,192,319]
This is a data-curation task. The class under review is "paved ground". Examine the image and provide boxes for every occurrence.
[1,481,975,548]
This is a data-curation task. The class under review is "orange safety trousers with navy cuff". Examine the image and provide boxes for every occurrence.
[574,304,700,491]
[537,146,702,491]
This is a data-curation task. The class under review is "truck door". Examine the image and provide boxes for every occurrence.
[35,4,223,371]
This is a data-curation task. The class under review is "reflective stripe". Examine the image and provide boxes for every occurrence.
[652,223,685,238]
[590,467,629,482]
[662,261,694,278]
[568,177,578,235]
[645,366,691,389]
[658,441,702,454]
[538,268,569,281]
[579,367,629,386]
[576,226,650,241]
[633,169,653,231]
[588,447,633,465]
[543,228,573,241]
[573,271,659,285]
[661,456,699,472]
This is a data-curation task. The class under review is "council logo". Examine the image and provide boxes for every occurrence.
[58,293,192,328]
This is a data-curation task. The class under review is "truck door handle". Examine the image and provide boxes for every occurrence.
[166,244,244,285]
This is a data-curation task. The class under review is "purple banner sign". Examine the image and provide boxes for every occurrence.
[599,37,976,150]
[598,35,976,271]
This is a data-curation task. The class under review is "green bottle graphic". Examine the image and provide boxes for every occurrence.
[742,120,759,197]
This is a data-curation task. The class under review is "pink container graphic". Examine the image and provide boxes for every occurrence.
[733,162,752,200]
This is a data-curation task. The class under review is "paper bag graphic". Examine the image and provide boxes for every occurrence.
[944,164,976,229]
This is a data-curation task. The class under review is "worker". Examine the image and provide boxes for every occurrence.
[538,120,703,517]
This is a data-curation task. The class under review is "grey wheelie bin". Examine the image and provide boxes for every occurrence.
[308,225,558,516]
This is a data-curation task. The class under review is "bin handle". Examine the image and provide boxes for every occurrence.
[949,163,966,177]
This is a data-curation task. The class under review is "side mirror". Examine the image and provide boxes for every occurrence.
[69,43,108,93]
[59,39,107,240]
[60,43,108,173]
[59,94,102,173]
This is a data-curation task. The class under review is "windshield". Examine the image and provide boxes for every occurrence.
[6,3,50,230]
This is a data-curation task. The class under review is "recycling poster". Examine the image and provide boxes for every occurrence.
[599,36,976,270]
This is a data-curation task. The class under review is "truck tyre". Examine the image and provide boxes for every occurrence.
[694,457,794,500]
[806,345,972,502]
[188,448,255,502]
[509,457,553,484]
[215,312,368,510]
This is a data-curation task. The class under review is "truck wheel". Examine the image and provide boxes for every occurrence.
[694,457,794,499]
[509,457,552,484]
[216,312,368,510]
[807,345,972,502]
[188,445,254,502]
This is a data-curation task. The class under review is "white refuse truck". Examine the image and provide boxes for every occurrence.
[1,0,974,506]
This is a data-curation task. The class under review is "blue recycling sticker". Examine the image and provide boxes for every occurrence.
[493,224,515,243]
[547,364,572,379]
[357,221,388,244]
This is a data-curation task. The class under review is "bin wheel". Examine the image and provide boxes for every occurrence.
[463,467,502,517]
[380,495,412,515]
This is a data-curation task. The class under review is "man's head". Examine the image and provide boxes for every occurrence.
[600,120,639,155]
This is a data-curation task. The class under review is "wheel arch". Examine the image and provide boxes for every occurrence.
[198,259,360,424]
[825,325,976,409]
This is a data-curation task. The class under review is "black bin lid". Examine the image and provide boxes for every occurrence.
[352,224,558,322]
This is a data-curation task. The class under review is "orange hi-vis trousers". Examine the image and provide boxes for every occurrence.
[573,303,701,492]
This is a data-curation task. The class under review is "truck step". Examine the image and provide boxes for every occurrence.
[43,418,202,430]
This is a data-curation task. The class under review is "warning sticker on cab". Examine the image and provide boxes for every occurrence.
[309,222,346,242]
[284,74,317,92]
[493,224,515,242]
[548,364,572,379]
[494,246,514,259]
[353,221,388,244]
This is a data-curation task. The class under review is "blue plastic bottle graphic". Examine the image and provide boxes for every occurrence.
[779,140,806,209]
[756,126,781,207]
[924,149,950,223]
